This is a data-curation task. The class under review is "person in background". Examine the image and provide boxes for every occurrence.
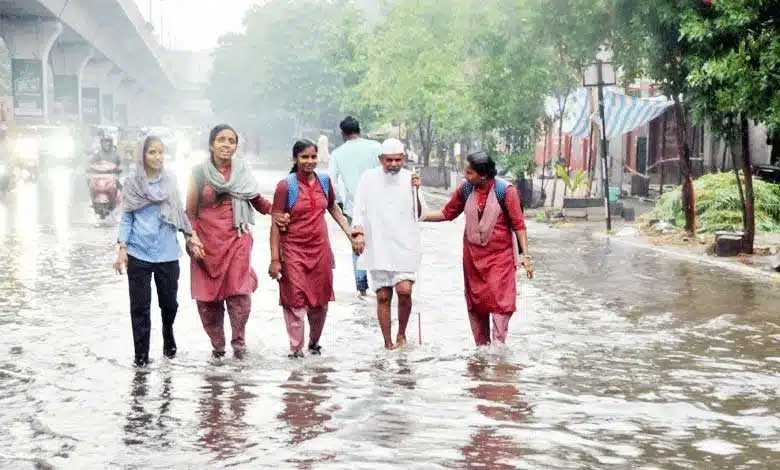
[329,116,382,297]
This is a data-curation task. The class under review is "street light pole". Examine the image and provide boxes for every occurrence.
[584,58,615,232]
[596,60,612,231]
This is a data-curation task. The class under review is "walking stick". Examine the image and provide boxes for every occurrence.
[418,312,422,345]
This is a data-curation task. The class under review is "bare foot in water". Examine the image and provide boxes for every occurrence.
[384,342,396,350]
[395,336,407,349]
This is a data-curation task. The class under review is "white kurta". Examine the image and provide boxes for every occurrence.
[352,167,425,272]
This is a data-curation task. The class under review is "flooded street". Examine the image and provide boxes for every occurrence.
[1,166,779,469]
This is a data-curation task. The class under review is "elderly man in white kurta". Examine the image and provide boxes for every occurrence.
[351,138,424,350]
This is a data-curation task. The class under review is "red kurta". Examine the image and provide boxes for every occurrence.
[189,165,271,302]
[442,182,526,315]
[272,173,336,309]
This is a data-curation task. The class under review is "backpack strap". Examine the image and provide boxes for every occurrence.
[317,172,330,203]
[286,171,331,212]
[285,173,299,213]
[494,177,513,231]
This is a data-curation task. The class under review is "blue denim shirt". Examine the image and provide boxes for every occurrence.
[117,177,182,263]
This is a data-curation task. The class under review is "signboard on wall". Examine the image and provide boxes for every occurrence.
[53,74,79,118]
[82,87,100,124]
[11,59,43,118]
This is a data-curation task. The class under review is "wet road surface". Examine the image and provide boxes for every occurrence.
[1,165,779,469]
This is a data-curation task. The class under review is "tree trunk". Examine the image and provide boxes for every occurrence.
[417,116,434,167]
[660,113,668,196]
[731,146,746,229]
[672,96,696,235]
[720,139,728,172]
[540,122,550,205]
[740,115,755,254]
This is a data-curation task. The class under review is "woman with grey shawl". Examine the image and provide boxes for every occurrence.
[114,135,204,367]
[186,124,288,360]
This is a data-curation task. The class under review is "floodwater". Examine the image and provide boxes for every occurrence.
[1,163,779,469]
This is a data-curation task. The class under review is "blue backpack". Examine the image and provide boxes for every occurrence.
[285,171,330,212]
[459,177,514,229]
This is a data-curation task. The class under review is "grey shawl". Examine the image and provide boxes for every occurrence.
[202,157,260,236]
[122,152,192,235]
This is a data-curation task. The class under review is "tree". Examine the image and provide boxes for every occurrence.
[207,0,371,152]
[681,0,780,253]
[468,1,548,162]
[356,0,476,166]
[611,0,698,234]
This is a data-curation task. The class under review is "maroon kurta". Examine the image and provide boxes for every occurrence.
[190,166,271,302]
[442,182,526,315]
[272,173,336,309]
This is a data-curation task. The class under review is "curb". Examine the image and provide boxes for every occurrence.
[593,232,780,283]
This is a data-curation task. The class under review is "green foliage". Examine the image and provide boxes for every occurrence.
[554,164,588,193]
[498,150,537,179]
[651,173,780,233]
[208,0,369,146]
[681,1,780,137]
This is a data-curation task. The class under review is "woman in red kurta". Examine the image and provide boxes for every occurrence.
[269,139,356,358]
[186,124,287,359]
[424,151,534,346]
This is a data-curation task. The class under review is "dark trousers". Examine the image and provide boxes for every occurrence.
[127,255,180,358]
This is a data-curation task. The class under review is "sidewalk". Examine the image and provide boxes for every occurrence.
[578,221,780,282]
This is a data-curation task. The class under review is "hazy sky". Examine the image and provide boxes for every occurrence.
[134,0,264,50]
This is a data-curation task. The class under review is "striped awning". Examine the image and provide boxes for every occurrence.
[545,88,592,139]
[547,88,674,140]
[602,88,672,138]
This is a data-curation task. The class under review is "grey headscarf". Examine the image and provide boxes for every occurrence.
[200,156,260,236]
[122,137,192,235]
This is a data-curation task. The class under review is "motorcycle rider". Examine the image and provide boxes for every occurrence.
[90,134,122,167]
[88,134,122,191]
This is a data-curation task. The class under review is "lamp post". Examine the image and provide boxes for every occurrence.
[583,59,616,231]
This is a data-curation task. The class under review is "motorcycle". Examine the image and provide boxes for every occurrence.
[87,160,121,219]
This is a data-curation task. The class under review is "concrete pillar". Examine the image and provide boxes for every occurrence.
[49,43,93,123]
[114,79,136,127]
[99,68,124,124]
[0,17,63,122]
[81,59,113,125]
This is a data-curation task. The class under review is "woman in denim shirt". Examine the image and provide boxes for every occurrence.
[114,136,204,367]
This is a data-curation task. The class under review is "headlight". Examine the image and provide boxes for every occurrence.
[50,136,75,160]
[14,137,39,157]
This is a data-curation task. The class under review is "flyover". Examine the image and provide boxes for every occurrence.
[0,0,175,126]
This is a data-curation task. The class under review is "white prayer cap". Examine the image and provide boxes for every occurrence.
[381,138,405,155]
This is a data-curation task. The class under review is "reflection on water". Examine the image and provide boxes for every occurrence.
[197,374,254,462]
[123,371,176,449]
[460,358,529,469]
[1,169,780,469]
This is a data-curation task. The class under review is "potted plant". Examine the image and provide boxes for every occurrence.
[557,164,602,218]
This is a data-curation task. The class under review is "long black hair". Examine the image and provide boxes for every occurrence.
[466,150,497,178]
[208,124,239,161]
[290,138,317,173]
